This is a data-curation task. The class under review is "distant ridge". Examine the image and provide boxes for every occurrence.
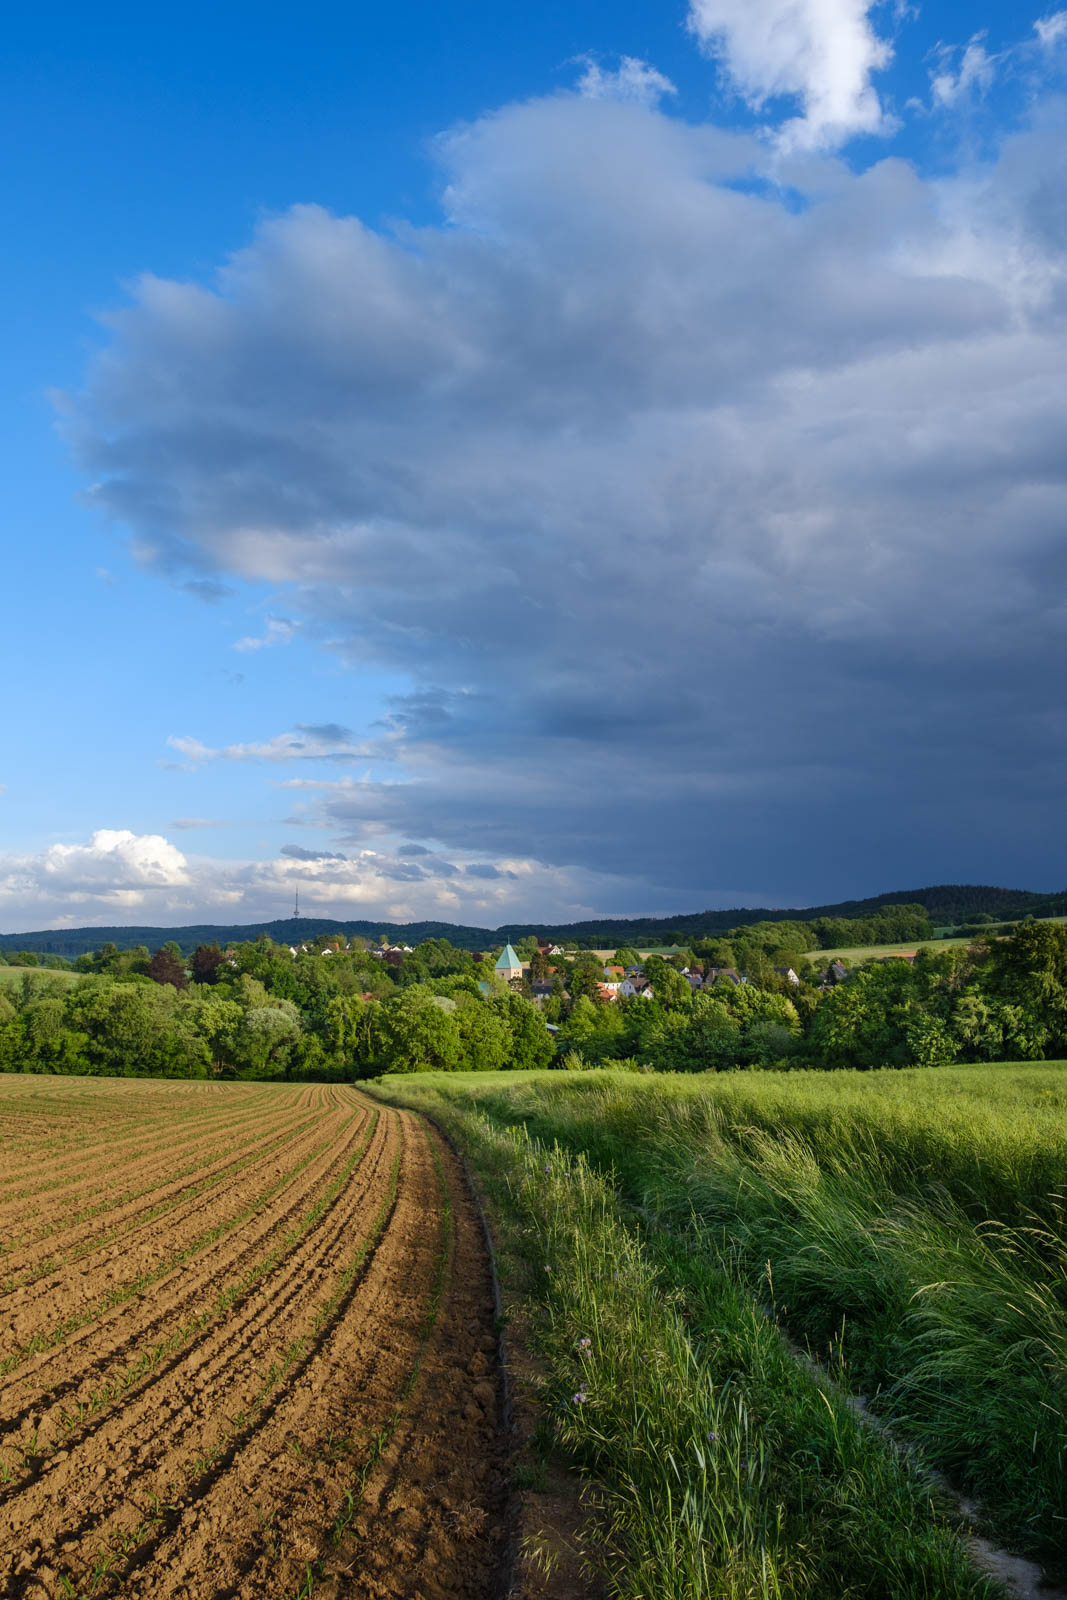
[2,884,1065,957]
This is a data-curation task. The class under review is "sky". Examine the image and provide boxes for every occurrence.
[2,0,1066,933]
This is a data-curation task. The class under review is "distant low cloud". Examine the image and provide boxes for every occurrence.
[166,725,375,767]
[0,829,654,933]
[169,817,227,830]
[0,831,192,924]
[279,844,348,861]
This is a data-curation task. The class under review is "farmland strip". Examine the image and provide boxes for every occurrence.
[0,1086,510,1600]
[0,1102,319,1289]
[0,1105,373,1468]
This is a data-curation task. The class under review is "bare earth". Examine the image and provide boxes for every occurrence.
[0,1078,511,1600]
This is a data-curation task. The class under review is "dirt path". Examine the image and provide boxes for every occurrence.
[0,1082,511,1600]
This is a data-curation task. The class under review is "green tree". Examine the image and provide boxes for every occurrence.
[376,987,463,1073]
[529,949,552,983]
[235,1001,303,1078]
[491,991,555,1071]
[454,997,512,1071]
[562,995,599,1041]
[643,956,692,1011]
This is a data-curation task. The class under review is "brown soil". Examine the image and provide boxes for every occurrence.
[0,1080,512,1600]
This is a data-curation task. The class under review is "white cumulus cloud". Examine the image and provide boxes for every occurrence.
[0,828,696,932]
[687,0,894,148]
[0,831,193,924]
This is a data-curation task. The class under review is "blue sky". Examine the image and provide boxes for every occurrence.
[3,0,1066,931]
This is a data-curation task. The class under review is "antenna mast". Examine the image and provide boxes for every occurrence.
[294,887,300,919]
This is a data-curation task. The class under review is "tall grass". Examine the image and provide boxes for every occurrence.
[379,1065,1067,1578]
[373,1083,1002,1600]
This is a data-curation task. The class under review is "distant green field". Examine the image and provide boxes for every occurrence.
[816,916,1067,966]
[0,965,81,989]
[806,934,977,964]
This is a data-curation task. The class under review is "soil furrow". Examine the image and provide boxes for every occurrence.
[0,1082,510,1600]
[0,1087,282,1197]
[0,1103,369,1433]
[0,1105,401,1593]
[0,1105,347,1366]
[0,1096,287,1234]
[0,1103,319,1288]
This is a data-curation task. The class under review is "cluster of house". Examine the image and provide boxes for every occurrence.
[281,937,868,999]
[490,943,806,1005]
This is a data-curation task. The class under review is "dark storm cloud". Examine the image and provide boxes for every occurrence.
[295,722,355,744]
[66,88,1067,907]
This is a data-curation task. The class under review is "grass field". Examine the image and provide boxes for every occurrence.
[373,1063,1067,1597]
[0,1076,509,1599]
[803,935,978,963]
[0,964,82,989]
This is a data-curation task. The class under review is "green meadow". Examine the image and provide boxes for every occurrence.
[0,965,81,989]
[372,1063,1067,1599]
[803,935,978,964]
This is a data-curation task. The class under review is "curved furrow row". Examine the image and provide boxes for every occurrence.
[0,1101,366,1414]
[316,1126,509,1600]
[0,1079,278,1174]
[0,1100,320,1289]
[0,1090,285,1228]
[0,1084,510,1600]
[0,1104,379,1467]
[1,1105,402,1593]
[0,1103,344,1365]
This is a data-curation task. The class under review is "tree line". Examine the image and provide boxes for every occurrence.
[0,936,552,1079]
[549,923,1067,1072]
[3,919,1067,1078]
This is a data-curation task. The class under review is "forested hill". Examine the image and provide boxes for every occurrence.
[2,883,1065,957]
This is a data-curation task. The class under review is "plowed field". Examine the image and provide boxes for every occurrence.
[0,1078,510,1600]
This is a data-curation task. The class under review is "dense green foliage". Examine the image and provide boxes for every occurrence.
[379,1065,1067,1581]
[554,921,1067,1074]
[0,936,551,1080]
[7,919,1067,1080]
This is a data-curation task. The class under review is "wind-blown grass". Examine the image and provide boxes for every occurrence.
[376,1064,1067,1580]
[372,1080,1004,1600]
